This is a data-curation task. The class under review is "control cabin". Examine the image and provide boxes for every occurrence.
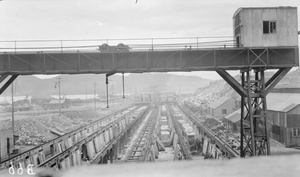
[233,7,298,47]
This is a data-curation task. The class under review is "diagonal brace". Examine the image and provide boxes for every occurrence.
[0,75,18,95]
[0,74,9,83]
[265,67,291,95]
[216,69,247,96]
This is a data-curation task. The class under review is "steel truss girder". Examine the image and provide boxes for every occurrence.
[0,47,298,75]
[216,68,291,157]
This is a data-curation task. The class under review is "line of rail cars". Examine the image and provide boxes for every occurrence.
[159,105,173,147]
[171,106,199,153]
[0,105,149,172]
[178,104,240,158]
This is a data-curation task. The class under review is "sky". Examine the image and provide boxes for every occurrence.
[0,0,299,80]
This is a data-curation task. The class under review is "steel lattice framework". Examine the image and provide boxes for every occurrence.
[0,45,298,157]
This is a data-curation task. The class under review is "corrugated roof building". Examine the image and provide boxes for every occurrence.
[206,96,236,118]
[267,93,300,146]
[223,93,300,146]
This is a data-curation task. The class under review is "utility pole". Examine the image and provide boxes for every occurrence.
[112,83,114,109]
[55,76,62,117]
[122,73,125,99]
[106,76,109,108]
[85,85,87,108]
[94,82,96,110]
[11,82,15,146]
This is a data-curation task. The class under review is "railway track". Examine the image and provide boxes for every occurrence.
[124,108,158,163]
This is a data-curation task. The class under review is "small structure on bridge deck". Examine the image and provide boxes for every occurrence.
[233,6,298,47]
[206,97,236,119]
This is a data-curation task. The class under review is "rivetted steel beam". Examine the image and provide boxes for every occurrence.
[216,69,247,96]
[0,47,298,75]
[264,68,292,95]
[0,75,18,95]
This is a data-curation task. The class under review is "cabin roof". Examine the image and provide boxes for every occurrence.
[233,6,297,18]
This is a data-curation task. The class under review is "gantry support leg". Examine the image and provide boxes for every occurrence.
[216,68,291,157]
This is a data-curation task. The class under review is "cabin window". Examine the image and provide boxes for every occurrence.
[292,128,300,137]
[222,109,227,114]
[236,36,241,47]
[292,128,297,137]
[263,21,276,34]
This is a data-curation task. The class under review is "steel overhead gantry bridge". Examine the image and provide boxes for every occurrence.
[0,37,298,157]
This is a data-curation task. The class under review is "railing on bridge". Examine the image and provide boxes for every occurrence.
[0,36,235,53]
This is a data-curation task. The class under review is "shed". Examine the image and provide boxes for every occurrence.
[266,93,300,146]
[207,97,236,118]
[228,93,300,146]
[233,7,298,47]
[42,99,70,110]
[0,101,9,107]
[224,109,248,132]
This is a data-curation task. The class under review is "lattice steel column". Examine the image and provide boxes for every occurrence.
[240,69,269,157]
[217,67,291,157]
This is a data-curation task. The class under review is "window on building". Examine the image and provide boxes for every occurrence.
[236,36,240,47]
[270,21,276,33]
[222,109,227,114]
[292,128,300,137]
[263,21,276,34]
[292,128,297,137]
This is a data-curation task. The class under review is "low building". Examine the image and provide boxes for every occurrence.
[267,93,300,146]
[0,101,9,107]
[206,97,236,118]
[223,93,300,146]
[0,128,13,162]
[42,99,70,110]
[224,109,241,132]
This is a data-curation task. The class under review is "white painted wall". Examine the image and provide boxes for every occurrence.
[234,7,298,47]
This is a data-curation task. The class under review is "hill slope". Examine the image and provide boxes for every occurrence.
[1,73,210,96]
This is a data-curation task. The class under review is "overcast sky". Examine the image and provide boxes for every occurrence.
[0,0,299,79]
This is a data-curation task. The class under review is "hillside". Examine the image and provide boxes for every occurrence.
[1,73,210,96]
[188,68,300,107]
